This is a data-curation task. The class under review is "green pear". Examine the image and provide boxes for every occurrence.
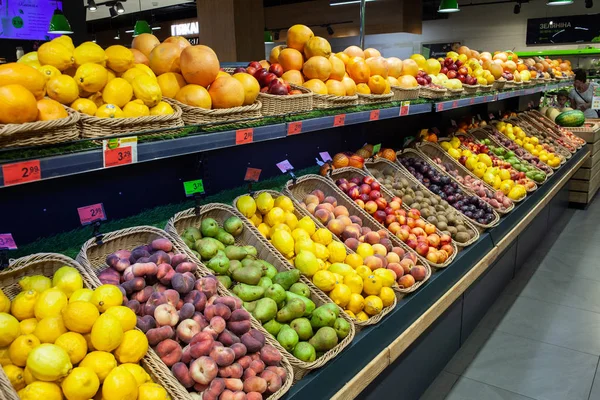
[258,277,273,290]
[293,341,316,362]
[265,284,286,305]
[251,298,278,323]
[273,269,300,290]
[290,282,311,297]
[232,283,264,302]
[223,216,244,237]
[200,218,219,237]
[264,319,283,336]
[285,291,315,317]
[310,305,336,329]
[290,317,313,341]
[276,298,306,323]
[308,326,338,352]
[277,325,299,352]
[333,317,350,340]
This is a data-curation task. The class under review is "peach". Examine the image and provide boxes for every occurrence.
[136,315,157,333]
[226,320,251,336]
[249,359,265,374]
[364,231,380,245]
[379,238,392,252]
[172,272,195,295]
[410,265,427,281]
[426,251,439,264]
[243,376,267,394]
[364,200,377,214]
[385,252,400,264]
[219,363,243,379]
[214,296,242,311]
[179,303,196,320]
[184,290,207,312]
[237,355,252,369]
[266,366,286,382]
[204,316,227,338]
[260,344,282,366]
[310,189,325,203]
[246,393,263,400]
[210,346,236,367]
[241,329,265,353]
[354,199,365,209]
[327,219,346,237]
[427,234,441,248]
[364,255,383,271]
[193,312,209,330]
[182,344,193,364]
[190,357,219,385]
[172,362,195,388]
[387,263,404,280]
[205,303,232,321]
[304,194,319,205]
[314,208,333,225]
[371,243,387,256]
[341,226,361,241]
[407,209,421,219]
[377,229,388,239]
[323,196,338,206]
[223,378,244,391]
[398,274,415,288]
[155,303,179,327]
[147,326,174,346]
[156,339,182,367]
[411,227,425,237]
[306,203,317,214]
[333,205,349,217]
[397,229,410,242]
[387,222,401,235]
[337,215,353,227]
[404,252,417,263]
[416,242,429,257]
[316,203,334,213]
[261,369,283,394]
[344,238,359,251]
[132,286,154,303]
[170,253,188,267]
[349,215,362,226]
[195,276,219,298]
[415,218,426,230]
[391,246,405,258]
[190,339,214,359]
[399,258,415,275]
[218,330,241,347]
[177,319,201,343]
[437,250,448,263]
[243,368,257,380]
[441,244,454,256]
[230,342,247,359]
[205,378,225,399]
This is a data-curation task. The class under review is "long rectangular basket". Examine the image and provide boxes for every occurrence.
[232,189,397,327]
[329,166,458,268]
[364,158,480,248]
[420,86,447,99]
[172,99,262,125]
[76,225,293,399]
[164,203,354,381]
[283,175,432,291]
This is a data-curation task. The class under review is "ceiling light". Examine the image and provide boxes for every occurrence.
[87,0,97,11]
[514,2,521,14]
[48,9,73,34]
[109,6,118,18]
[116,2,125,13]
[330,0,376,6]
[114,30,120,39]
[586,0,593,8]
[546,0,573,5]
[438,0,460,13]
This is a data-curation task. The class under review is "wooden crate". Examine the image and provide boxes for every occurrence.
[569,163,600,204]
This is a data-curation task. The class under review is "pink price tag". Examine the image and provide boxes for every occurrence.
[333,114,345,127]
[319,152,332,162]
[78,203,106,225]
[0,234,17,250]
[400,102,410,116]
[2,160,41,186]
[276,160,293,173]
[437,103,444,111]
[369,110,380,121]
[470,98,475,105]
[452,100,459,108]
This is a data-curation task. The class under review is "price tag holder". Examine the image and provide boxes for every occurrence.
[103,137,138,168]
[450,119,457,127]
[469,97,475,105]
[369,110,380,121]
[183,179,205,197]
[78,203,107,226]
[436,103,444,112]
[452,100,459,108]
[0,233,17,250]
[372,143,381,155]
[276,160,294,173]
[287,121,302,135]
[236,128,254,145]
[319,152,332,162]
[333,114,346,127]
[400,101,410,116]
[489,113,495,120]
[244,167,261,182]
[2,160,41,186]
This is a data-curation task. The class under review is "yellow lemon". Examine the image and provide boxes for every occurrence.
[38,41,74,71]
[26,343,72,381]
[284,212,298,230]
[69,288,93,303]
[105,45,134,73]
[363,275,383,296]
[329,284,351,308]
[249,212,262,227]
[0,289,10,313]
[0,347,11,366]
[75,63,108,93]
[18,51,39,66]
[91,313,123,352]
[269,223,291,238]
[38,65,61,82]
[120,363,150,386]
[102,78,133,107]
[22,366,36,384]
[149,101,175,116]
[134,64,157,80]
[256,192,275,214]
[121,67,147,84]
[34,316,66,344]
[448,148,462,160]
[449,136,461,149]
[313,270,337,292]
[291,228,310,242]
[95,103,124,118]
[294,250,320,277]
[52,266,83,299]
[138,382,168,400]
[53,35,74,52]
[257,223,270,238]
[132,74,162,107]
[329,263,354,277]
[264,207,286,226]
[18,381,63,400]
[113,330,148,364]
[123,99,150,118]
[11,290,38,321]
[46,75,79,105]
[317,258,328,271]
[79,351,117,383]
[236,195,257,218]
[344,253,363,268]
[346,293,365,314]
[327,241,346,263]
[297,216,316,236]
[3,364,26,391]
[294,238,315,255]
[379,287,396,307]
[9,334,40,367]
[102,366,138,400]
[274,195,295,212]
[499,168,511,181]
[343,273,364,294]
[90,285,123,313]
[70,98,97,116]
[356,243,374,259]
[104,306,136,332]
[356,311,369,321]
[74,41,107,67]
[0,313,20,347]
[364,295,383,316]
[271,230,295,259]
[355,265,372,281]
[55,332,88,365]
[465,155,478,171]
[312,228,333,246]
[440,141,452,151]
[314,243,329,260]
[19,319,37,335]
[62,367,100,400]
[477,153,492,167]
[61,301,99,334]
[344,310,356,319]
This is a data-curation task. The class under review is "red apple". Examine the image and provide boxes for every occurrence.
[371,181,381,191]
[260,72,278,88]
[373,210,387,223]
[384,206,395,215]
[416,242,429,256]
[248,61,263,70]
[269,63,283,77]
[369,191,381,201]
[359,184,371,195]
[233,67,247,74]
[363,176,375,185]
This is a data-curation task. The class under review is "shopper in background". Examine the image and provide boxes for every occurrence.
[570,69,599,118]
[554,90,571,111]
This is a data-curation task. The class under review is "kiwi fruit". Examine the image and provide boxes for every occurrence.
[427,216,437,223]
[455,232,470,242]
[437,221,448,231]
[456,225,467,233]
[448,226,458,235]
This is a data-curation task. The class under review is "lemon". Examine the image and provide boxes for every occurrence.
[313,270,336,292]
[236,195,257,218]
[132,74,162,107]
[114,330,148,364]
[264,207,285,226]
[11,290,38,321]
[9,334,40,367]
[69,288,93,303]
[0,289,10,313]
[46,75,79,105]
[138,382,168,400]
[274,195,294,212]
[355,243,374,259]
[364,295,383,316]
[149,101,175,116]
[18,52,39,65]
[62,367,100,400]
[55,332,87,365]
[3,364,25,391]
[96,103,124,118]
[79,351,116,383]
[102,78,133,107]
[271,230,295,259]
[314,243,329,260]
[34,316,67,343]
[0,347,11,366]
[34,288,68,320]
[123,99,150,118]
[75,63,108,93]
[363,275,383,296]
[284,212,298,230]
[344,310,356,319]
[19,318,37,335]
[294,251,319,277]
[329,283,351,307]
[102,366,138,400]
[448,148,461,160]
[312,228,333,246]
[379,287,396,307]
[22,366,36,384]
[19,381,63,400]
[317,258,328,271]
[449,137,461,149]
[74,41,107,67]
[257,223,270,238]
[343,273,364,294]
[134,64,157,80]
[71,98,98,116]
[121,67,147,84]
[91,313,123,352]
[498,168,511,181]
[38,41,74,71]
[356,311,369,321]
[297,216,316,236]
[269,223,291,238]
[120,363,150,386]
[19,276,51,293]
[328,263,354,277]
[294,238,315,255]
[53,35,75,52]
[26,343,72,381]
[327,241,346,263]
[0,313,21,347]
[355,265,372,281]
[256,192,274,214]
[105,45,134,73]
[90,285,123,312]
[343,254,362,269]
[249,212,263,227]
[104,306,136,332]
[291,228,310,241]
[374,268,396,288]
[53,266,83,298]
[346,293,365,314]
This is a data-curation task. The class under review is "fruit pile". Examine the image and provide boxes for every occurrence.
[478,138,547,183]
[0,265,169,400]
[177,214,351,362]
[233,62,302,96]
[100,236,290,398]
[335,175,454,265]
[482,128,553,174]
[399,157,497,225]
[494,122,562,168]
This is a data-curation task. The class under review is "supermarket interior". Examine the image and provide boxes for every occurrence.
[1,0,600,399]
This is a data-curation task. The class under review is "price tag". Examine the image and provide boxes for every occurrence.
[369,110,380,121]
[276,160,294,173]
[236,128,254,145]
[287,121,302,135]
[400,101,410,116]
[2,160,41,186]
[436,103,444,112]
[319,152,332,162]
[450,119,457,127]
[244,167,261,182]
[452,100,459,108]
[489,113,495,120]
[333,114,345,127]
[78,203,106,226]
[372,143,381,155]
[493,94,498,101]
[0,234,16,250]
[183,179,205,197]
[103,137,137,168]
[469,97,475,105]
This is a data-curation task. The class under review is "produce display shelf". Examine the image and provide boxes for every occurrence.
[282,146,589,400]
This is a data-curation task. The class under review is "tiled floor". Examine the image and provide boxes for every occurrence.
[420,197,600,400]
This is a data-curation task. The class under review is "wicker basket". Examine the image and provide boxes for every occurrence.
[419,86,447,99]
[444,88,464,98]
[416,141,517,211]
[492,79,506,91]
[259,85,313,116]
[0,105,79,149]
[313,93,358,109]
[364,158,480,248]
[283,174,432,290]
[463,84,479,95]
[391,86,420,101]
[520,113,585,151]
[232,190,397,328]
[357,92,394,105]
[503,118,570,162]
[164,203,353,381]
[503,80,521,90]
[329,166,458,268]
[173,99,262,125]
[478,84,493,93]
[513,116,576,157]
[76,225,294,399]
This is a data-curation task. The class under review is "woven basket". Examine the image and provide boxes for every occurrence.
[420,86,447,99]
[513,116,575,156]
[78,99,184,139]
[357,92,394,105]
[520,113,584,151]
[492,79,506,91]
[232,190,397,328]
[526,110,587,147]
[444,88,464,98]
[463,84,479,95]
[283,174,432,291]
[76,225,294,399]
[364,158,480,248]
[0,105,79,149]
[396,149,501,231]
[313,93,358,109]
[258,85,313,116]
[164,203,354,381]
[503,118,570,162]
[329,167,458,268]
[391,86,420,101]
[478,84,493,93]
[173,99,262,125]
[416,140,517,211]
[503,80,521,90]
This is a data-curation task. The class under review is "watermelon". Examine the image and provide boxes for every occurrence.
[555,110,585,127]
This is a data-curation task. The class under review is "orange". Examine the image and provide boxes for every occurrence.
[130,48,149,66]
[36,99,68,121]
[367,75,386,94]
[269,45,285,64]
[356,83,371,94]
[325,79,346,96]
[180,45,220,88]
[344,45,365,59]
[233,73,260,106]
[0,63,46,100]
[383,79,391,94]
[303,56,332,81]
[149,43,182,76]
[347,59,370,83]
[286,24,314,52]
[303,79,327,95]
[208,76,245,109]
[335,52,350,65]
[156,72,186,98]
[329,56,345,81]
[278,48,304,72]
[131,33,160,58]
[341,76,357,96]
[366,57,389,78]
[281,70,304,85]
[401,59,419,77]
[363,48,381,59]
[176,84,211,109]
[0,84,39,124]
[304,36,332,59]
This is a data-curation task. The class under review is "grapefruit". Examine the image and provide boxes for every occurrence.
[281,70,304,85]
[132,33,160,58]
[149,43,182,75]
[401,59,419,77]
[303,56,332,81]
[269,45,285,64]
[364,48,381,59]
[342,76,357,96]
[458,46,471,57]
[387,57,403,78]
[368,75,386,94]
[344,46,365,59]
[37,98,68,121]
[356,83,371,94]
[304,36,332,59]
[0,84,38,124]
[130,49,149,66]
[329,56,345,81]
[303,79,327,95]
[176,84,211,109]
[278,48,304,72]
[208,76,245,108]
[180,45,220,88]
[325,79,346,96]
[366,57,389,78]
[397,75,418,88]
[335,52,350,65]
[233,73,260,105]
[157,72,187,98]
[489,63,503,79]
[347,59,370,83]
[163,36,191,51]
[410,54,426,69]
[0,63,46,100]
[387,76,400,87]
[286,25,314,52]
